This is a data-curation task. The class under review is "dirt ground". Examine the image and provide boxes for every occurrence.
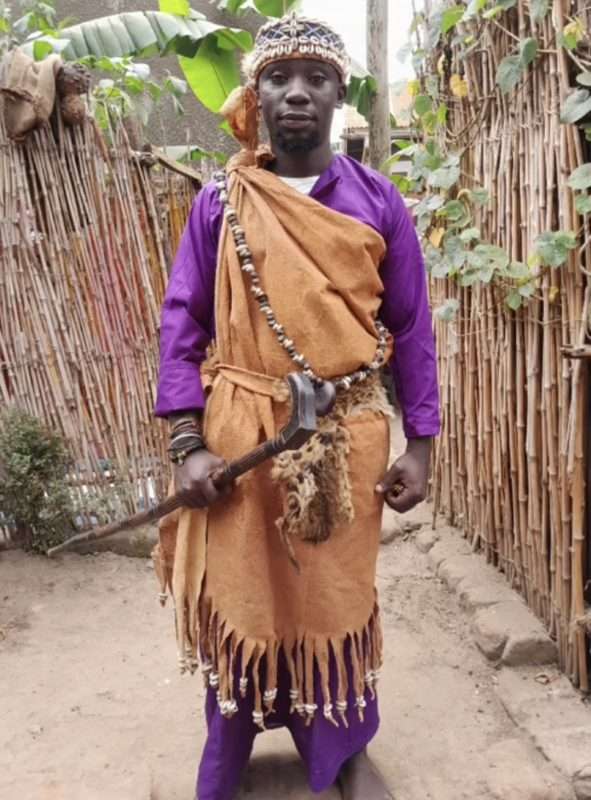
[0,488,575,800]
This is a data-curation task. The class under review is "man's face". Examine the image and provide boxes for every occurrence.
[257,58,345,154]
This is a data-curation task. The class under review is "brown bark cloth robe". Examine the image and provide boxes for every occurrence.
[155,140,394,729]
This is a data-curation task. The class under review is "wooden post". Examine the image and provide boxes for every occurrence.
[366,0,390,170]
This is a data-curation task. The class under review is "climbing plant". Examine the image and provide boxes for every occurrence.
[394,0,588,314]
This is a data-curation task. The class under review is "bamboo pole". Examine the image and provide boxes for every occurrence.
[430,1,590,688]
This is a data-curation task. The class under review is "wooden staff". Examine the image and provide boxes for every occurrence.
[47,375,336,557]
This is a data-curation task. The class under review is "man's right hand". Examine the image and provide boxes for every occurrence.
[174,448,230,508]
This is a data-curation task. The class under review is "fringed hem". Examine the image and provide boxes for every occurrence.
[167,596,383,731]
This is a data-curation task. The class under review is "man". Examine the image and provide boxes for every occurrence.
[154,13,439,800]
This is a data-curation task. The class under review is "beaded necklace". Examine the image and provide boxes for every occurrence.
[213,170,390,392]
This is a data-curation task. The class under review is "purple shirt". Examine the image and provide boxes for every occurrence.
[155,155,440,439]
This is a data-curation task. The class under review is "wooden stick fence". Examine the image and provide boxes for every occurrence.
[0,106,198,534]
[431,1,590,689]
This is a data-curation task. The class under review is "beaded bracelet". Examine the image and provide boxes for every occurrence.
[171,416,202,436]
[213,170,389,391]
[168,432,206,466]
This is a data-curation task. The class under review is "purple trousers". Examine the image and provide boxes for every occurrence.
[196,649,380,800]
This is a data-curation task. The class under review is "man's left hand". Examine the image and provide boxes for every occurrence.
[376,437,433,513]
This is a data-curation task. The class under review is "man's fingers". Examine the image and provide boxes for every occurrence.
[201,477,223,506]
[384,488,419,512]
[376,480,404,498]
[384,483,426,512]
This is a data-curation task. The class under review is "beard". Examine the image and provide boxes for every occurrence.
[274,130,321,153]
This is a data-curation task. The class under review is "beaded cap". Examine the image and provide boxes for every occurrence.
[243,12,351,84]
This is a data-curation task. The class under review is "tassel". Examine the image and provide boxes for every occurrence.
[315,638,339,728]
[251,645,266,731]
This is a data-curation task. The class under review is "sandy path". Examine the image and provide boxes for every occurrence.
[1,493,566,800]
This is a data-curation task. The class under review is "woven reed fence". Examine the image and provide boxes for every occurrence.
[430,2,590,689]
[0,108,198,531]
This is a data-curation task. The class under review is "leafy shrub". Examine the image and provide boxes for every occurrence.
[0,408,75,553]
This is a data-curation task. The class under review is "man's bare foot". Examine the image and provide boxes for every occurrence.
[337,749,393,800]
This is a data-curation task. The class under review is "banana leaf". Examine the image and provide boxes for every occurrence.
[346,59,377,122]
[53,12,252,62]
[218,0,299,17]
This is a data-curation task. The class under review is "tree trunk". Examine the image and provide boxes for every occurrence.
[366,0,390,170]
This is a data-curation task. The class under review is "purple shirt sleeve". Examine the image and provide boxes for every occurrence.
[379,184,441,439]
[154,184,222,418]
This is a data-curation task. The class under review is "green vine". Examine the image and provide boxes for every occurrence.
[396,0,585,319]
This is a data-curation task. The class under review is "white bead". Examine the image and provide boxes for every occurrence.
[209,672,220,688]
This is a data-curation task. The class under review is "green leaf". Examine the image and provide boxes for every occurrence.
[460,227,480,243]
[427,195,446,212]
[146,80,163,100]
[483,6,504,20]
[575,194,591,214]
[519,37,538,67]
[558,31,578,50]
[531,0,550,22]
[470,186,489,206]
[567,163,591,190]
[438,200,466,221]
[253,0,299,16]
[158,0,190,15]
[561,90,591,124]
[506,289,523,310]
[55,12,252,61]
[534,231,577,267]
[30,34,71,60]
[444,235,468,269]
[33,39,55,60]
[473,243,510,270]
[441,5,465,34]
[128,61,151,80]
[164,75,188,97]
[414,94,433,116]
[391,175,412,194]
[179,36,239,113]
[345,75,377,121]
[37,3,57,21]
[124,75,145,94]
[506,261,530,279]
[218,0,248,13]
[214,28,253,52]
[519,282,536,298]
[463,0,486,19]
[576,71,591,87]
[430,260,451,279]
[428,164,461,190]
[435,298,460,322]
[496,54,523,94]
